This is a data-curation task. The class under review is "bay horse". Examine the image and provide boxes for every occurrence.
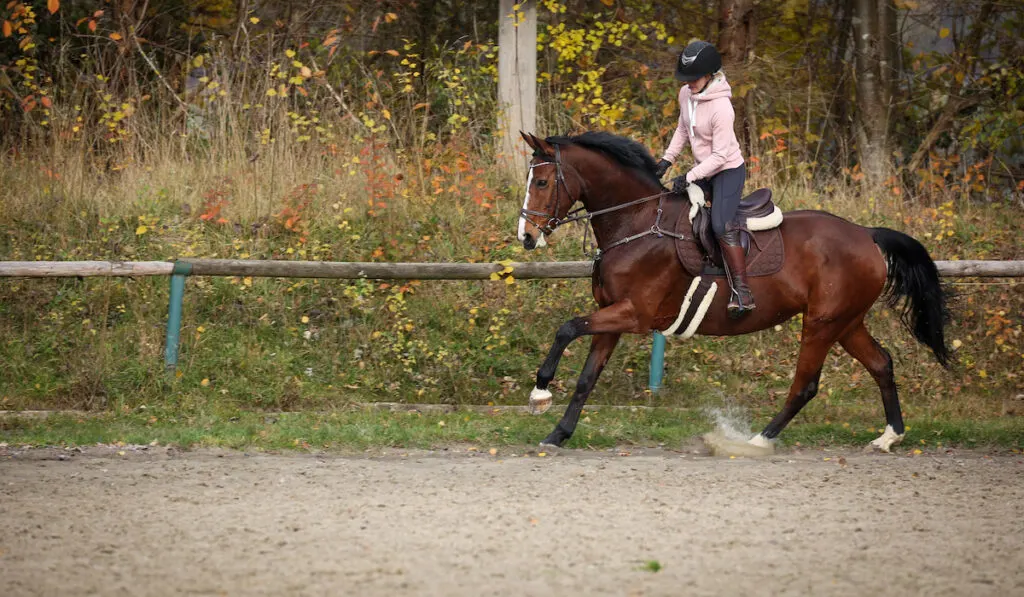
[516,131,950,451]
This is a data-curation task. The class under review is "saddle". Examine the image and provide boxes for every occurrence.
[673,188,785,277]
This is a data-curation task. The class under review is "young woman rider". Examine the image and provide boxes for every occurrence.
[654,40,754,317]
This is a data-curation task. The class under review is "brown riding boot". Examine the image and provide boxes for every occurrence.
[718,231,756,318]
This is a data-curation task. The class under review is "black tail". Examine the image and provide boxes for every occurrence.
[871,227,952,368]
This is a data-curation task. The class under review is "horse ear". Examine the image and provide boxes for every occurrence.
[520,131,537,151]
[532,134,555,156]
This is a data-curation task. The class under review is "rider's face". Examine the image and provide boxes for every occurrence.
[687,75,711,93]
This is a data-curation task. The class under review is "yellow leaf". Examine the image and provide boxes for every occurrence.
[135,225,148,235]
[385,12,398,23]
[109,32,122,41]
[301,316,309,323]
[489,448,498,456]
[249,17,260,24]
[48,0,60,15]
[243,277,253,287]
[285,49,296,58]
[505,276,515,285]
[489,273,501,281]
[201,378,210,387]
[600,0,614,5]
[266,88,277,96]
[939,27,949,38]
[382,108,391,120]
[192,55,204,67]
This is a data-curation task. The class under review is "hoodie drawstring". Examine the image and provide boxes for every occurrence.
[688,71,723,140]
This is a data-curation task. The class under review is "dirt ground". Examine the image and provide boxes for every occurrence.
[1,443,1022,597]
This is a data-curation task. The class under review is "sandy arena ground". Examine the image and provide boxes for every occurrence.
[1,443,1022,596]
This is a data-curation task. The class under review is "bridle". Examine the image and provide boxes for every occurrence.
[519,143,679,252]
[519,144,576,237]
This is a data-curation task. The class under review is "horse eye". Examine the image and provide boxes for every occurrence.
[535,179,548,188]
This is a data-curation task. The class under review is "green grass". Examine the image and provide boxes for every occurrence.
[2,408,1022,452]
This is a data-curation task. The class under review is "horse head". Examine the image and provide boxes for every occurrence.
[517,132,582,250]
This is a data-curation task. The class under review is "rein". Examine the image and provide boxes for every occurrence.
[520,144,684,254]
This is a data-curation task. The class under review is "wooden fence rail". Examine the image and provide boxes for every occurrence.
[2,259,1024,279]
[2,259,1022,389]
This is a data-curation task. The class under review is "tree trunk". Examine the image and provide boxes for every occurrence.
[829,0,855,169]
[877,0,900,105]
[853,0,890,184]
[717,0,756,154]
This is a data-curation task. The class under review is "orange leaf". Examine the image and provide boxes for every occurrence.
[40,96,52,108]
[47,0,59,15]
[2,21,11,38]
[384,49,399,57]
[88,19,97,32]
[109,32,122,41]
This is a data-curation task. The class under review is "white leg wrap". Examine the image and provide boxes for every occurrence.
[868,424,905,453]
[528,387,553,415]
[748,434,774,448]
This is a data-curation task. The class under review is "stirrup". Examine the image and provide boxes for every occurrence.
[726,288,755,318]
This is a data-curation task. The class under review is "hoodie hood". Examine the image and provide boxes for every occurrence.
[691,72,732,102]
[686,72,732,139]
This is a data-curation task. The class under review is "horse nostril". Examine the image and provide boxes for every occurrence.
[523,234,536,250]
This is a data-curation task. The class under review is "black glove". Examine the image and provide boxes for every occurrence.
[670,176,689,195]
[654,159,671,179]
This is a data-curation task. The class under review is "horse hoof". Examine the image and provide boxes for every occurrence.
[539,441,561,450]
[528,387,553,415]
[866,425,905,453]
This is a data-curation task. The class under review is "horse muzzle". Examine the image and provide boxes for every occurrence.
[521,231,548,250]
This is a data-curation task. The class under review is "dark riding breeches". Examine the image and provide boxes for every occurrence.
[695,164,746,238]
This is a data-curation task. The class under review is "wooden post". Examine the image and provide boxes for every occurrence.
[498,0,537,177]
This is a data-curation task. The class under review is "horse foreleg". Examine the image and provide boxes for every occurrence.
[750,318,844,446]
[527,300,640,416]
[540,333,622,448]
[840,322,905,452]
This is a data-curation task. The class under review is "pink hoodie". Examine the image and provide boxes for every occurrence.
[661,73,744,182]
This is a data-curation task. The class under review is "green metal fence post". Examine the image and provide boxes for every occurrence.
[164,261,192,376]
[649,331,666,392]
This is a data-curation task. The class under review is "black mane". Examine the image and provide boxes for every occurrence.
[545,131,661,184]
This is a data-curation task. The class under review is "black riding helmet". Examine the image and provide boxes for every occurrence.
[674,40,722,82]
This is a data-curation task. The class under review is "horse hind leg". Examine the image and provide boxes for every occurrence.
[839,322,905,453]
[750,318,846,446]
